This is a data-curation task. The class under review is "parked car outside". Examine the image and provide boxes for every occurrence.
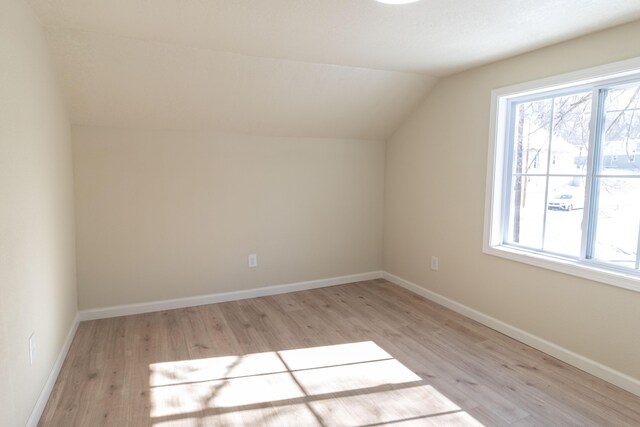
[548,192,584,211]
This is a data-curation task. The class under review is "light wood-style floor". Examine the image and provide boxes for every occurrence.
[39,279,640,426]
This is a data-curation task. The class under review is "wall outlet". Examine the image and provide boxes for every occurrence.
[29,333,35,365]
[248,254,258,268]
[430,256,439,271]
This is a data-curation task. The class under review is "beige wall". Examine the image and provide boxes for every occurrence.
[73,127,384,309]
[4,3,637,423]
[384,20,640,381]
[0,1,77,425]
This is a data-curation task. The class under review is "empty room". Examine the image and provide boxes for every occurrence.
[3,0,640,425]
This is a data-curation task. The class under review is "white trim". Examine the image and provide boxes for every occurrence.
[24,270,640,425]
[382,271,640,398]
[78,271,384,321]
[27,314,80,427]
[483,88,505,251]
[485,246,640,293]
[483,55,640,292]
[28,271,382,424]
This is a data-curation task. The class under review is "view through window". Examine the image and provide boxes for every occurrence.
[487,65,640,287]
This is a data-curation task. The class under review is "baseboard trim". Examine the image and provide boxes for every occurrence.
[27,313,80,427]
[79,271,384,321]
[382,271,640,398]
[27,271,383,425]
[24,270,639,426]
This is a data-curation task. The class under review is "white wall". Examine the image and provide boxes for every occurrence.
[73,127,384,309]
[0,1,77,425]
[384,20,640,382]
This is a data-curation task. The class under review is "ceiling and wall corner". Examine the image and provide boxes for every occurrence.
[41,27,435,140]
[28,0,640,138]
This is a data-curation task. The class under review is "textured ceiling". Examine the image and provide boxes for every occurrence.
[29,0,640,139]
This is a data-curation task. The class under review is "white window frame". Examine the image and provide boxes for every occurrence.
[484,56,640,293]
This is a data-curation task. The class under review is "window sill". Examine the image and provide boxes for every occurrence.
[483,244,640,293]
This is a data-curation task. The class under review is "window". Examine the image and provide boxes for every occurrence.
[485,58,640,291]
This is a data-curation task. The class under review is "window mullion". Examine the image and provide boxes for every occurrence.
[635,220,640,270]
[502,102,517,244]
[486,59,640,291]
[541,99,556,251]
[581,88,606,260]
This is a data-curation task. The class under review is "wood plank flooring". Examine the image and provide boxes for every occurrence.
[39,279,640,426]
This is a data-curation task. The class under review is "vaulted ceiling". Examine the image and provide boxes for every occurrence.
[29,0,640,140]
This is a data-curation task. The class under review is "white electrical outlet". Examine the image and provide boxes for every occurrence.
[248,254,258,268]
[29,333,35,365]
[430,256,439,271]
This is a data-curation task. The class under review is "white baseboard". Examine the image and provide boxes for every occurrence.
[28,271,382,425]
[79,271,384,321]
[27,313,80,427]
[382,271,640,398]
[33,269,637,427]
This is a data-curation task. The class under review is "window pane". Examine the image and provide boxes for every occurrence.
[508,176,546,249]
[549,92,592,175]
[544,177,585,257]
[512,99,552,175]
[599,83,640,176]
[494,70,640,286]
[592,177,640,269]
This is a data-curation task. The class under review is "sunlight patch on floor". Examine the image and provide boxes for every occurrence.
[293,359,421,395]
[309,385,478,426]
[278,340,393,370]
[150,351,287,387]
[154,403,321,427]
[150,371,305,417]
[148,341,484,426]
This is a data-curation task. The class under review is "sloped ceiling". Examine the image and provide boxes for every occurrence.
[29,0,640,140]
